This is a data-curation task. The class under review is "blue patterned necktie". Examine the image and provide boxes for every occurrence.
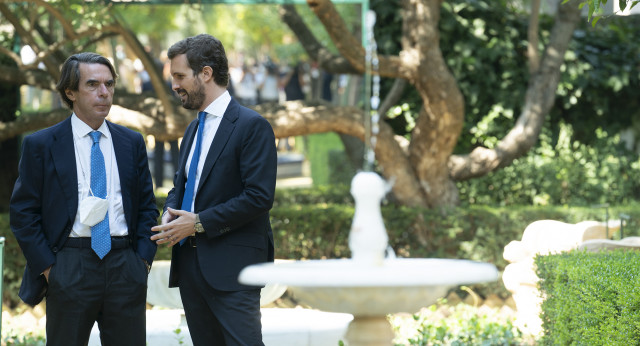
[179,112,207,245]
[89,131,111,259]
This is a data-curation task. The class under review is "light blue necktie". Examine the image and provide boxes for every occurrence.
[179,112,207,245]
[89,131,111,259]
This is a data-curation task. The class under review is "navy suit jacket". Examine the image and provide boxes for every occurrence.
[165,98,277,291]
[10,117,159,306]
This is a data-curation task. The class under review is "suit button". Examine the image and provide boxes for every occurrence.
[52,247,59,253]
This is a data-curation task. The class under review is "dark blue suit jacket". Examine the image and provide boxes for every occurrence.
[10,117,159,306]
[165,98,277,291]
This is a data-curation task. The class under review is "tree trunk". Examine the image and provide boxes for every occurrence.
[404,0,465,208]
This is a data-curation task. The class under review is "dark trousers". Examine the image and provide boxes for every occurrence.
[45,237,148,346]
[178,244,264,346]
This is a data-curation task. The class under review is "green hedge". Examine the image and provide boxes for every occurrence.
[2,200,639,308]
[0,214,27,309]
[535,250,640,345]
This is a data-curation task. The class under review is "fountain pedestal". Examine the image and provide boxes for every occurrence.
[345,316,394,346]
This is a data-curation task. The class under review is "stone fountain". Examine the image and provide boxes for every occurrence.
[239,173,499,345]
[239,10,498,346]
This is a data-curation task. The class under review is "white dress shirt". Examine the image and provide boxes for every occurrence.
[183,91,231,211]
[70,114,128,237]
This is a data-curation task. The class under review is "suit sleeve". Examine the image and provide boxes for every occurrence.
[133,133,159,264]
[164,177,179,212]
[10,136,56,275]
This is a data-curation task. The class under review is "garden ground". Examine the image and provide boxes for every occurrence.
[1,289,536,346]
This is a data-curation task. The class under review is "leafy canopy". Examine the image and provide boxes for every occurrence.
[568,0,640,25]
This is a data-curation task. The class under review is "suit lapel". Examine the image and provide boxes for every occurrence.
[50,117,78,222]
[197,100,238,192]
[108,122,133,226]
[180,120,198,174]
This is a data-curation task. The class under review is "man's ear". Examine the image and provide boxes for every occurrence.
[65,89,76,102]
[201,66,214,83]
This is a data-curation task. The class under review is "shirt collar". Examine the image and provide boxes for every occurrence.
[202,90,231,118]
[71,113,111,140]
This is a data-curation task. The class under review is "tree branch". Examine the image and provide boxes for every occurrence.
[449,0,582,181]
[110,13,179,130]
[306,0,364,70]
[0,3,61,79]
[25,28,112,70]
[303,0,403,78]
[528,0,542,74]
[279,5,356,74]
[0,64,56,90]
[0,45,23,66]
[0,108,70,141]
[379,78,407,118]
[31,0,79,40]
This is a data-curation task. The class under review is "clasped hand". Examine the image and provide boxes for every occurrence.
[151,207,196,246]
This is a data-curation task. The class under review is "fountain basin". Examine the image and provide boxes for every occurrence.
[239,258,498,316]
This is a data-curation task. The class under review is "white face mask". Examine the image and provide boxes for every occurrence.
[79,196,109,227]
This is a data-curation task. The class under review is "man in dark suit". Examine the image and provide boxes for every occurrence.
[150,34,277,345]
[10,52,158,345]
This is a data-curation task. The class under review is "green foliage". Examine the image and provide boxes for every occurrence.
[273,184,353,206]
[270,204,353,260]
[457,122,640,206]
[392,302,524,346]
[370,0,424,136]
[47,0,112,31]
[2,193,640,307]
[0,48,19,122]
[2,330,46,346]
[535,250,640,345]
[0,214,30,308]
[142,3,360,64]
[298,132,357,186]
[371,0,535,144]
[554,15,640,143]
[327,149,357,185]
[304,133,348,186]
[440,0,533,152]
[115,4,180,44]
[569,0,640,23]
[438,1,640,151]
[203,4,290,59]
[173,328,185,345]
[374,0,639,163]
[265,196,640,269]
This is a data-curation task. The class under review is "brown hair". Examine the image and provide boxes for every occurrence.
[167,34,229,87]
